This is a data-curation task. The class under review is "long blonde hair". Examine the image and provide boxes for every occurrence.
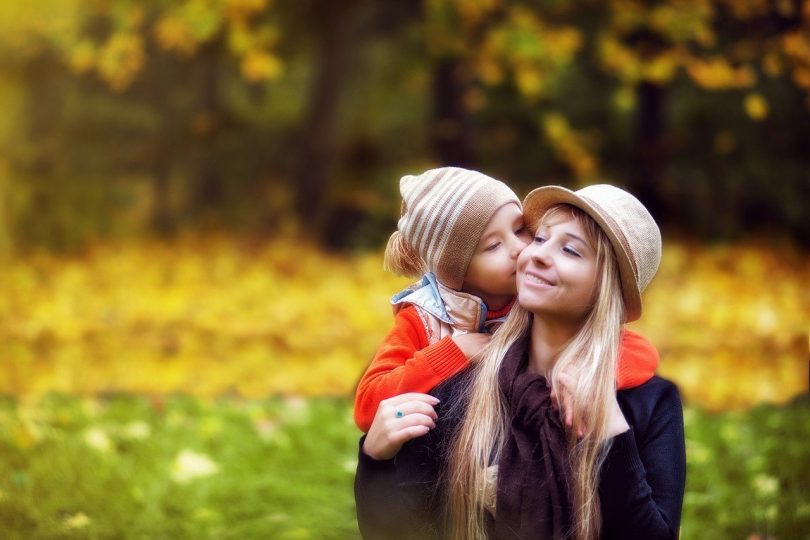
[445,205,625,540]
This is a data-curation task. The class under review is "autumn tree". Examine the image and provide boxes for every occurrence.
[423,0,810,240]
[0,0,808,248]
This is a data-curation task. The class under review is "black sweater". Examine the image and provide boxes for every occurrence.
[355,372,686,539]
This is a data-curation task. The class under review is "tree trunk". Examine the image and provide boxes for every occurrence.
[431,57,474,167]
[630,81,667,218]
[292,1,355,236]
[190,40,223,218]
[151,147,174,234]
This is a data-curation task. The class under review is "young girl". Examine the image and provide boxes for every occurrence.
[354,168,659,433]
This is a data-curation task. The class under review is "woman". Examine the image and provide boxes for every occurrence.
[355,184,686,540]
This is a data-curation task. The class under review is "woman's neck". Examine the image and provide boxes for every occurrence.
[527,316,579,376]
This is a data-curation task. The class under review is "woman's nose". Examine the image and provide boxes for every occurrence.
[529,241,552,265]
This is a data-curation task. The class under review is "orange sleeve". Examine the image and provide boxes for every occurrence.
[616,328,660,390]
[353,305,470,432]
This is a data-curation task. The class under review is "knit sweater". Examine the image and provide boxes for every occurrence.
[353,304,660,431]
[354,368,686,539]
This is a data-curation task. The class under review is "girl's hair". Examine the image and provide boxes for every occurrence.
[444,204,625,540]
[384,230,426,278]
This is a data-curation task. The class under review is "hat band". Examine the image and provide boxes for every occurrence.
[588,199,638,283]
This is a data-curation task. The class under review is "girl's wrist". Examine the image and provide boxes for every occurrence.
[608,399,630,437]
[608,414,630,438]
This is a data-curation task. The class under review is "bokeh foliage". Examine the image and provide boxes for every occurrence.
[0,394,361,539]
[0,394,807,538]
[0,0,808,251]
[0,235,806,410]
[0,2,808,537]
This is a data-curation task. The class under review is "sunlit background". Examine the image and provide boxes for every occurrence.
[0,1,807,538]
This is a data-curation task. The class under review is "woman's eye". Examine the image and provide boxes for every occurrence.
[484,242,500,252]
[563,246,581,257]
[533,236,546,244]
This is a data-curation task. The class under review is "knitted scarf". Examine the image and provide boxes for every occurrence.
[493,334,573,539]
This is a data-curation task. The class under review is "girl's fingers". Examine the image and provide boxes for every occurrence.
[363,411,435,460]
[557,377,574,427]
[385,414,437,447]
[557,371,576,388]
[393,425,431,443]
[556,370,583,434]
[391,413,436,432]
[380,394,440,425]
[389,400,438,421]
[382,393,440,407]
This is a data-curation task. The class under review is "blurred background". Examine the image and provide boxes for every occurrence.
[0,0,807,538]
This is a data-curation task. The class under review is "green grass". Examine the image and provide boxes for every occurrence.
[0,395,360,539]
[0,394,807,539]
[682,396,810,539]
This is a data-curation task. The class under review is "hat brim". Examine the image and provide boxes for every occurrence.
[522,186,641,321]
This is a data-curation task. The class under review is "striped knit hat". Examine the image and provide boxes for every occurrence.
[385,167,520,290]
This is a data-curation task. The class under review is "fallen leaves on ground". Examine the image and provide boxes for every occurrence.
[0,234,806,410]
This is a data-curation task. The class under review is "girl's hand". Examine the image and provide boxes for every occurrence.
[551,368,630,439]
[361,393,440,460]
[452,332,492,361]
[551,368,585,438]
[606,393,630,438]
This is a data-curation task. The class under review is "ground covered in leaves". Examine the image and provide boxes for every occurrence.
[0,235,806,409]
[0,235,807,538]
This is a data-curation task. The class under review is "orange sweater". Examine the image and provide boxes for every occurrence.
[353,304,659,432]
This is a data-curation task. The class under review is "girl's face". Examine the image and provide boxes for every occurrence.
[516,214,599,322]
[462,203,530,309]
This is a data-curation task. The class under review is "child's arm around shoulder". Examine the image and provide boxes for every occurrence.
[353,305,470,432]
[616,329,660,390]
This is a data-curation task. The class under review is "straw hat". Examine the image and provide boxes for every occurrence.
[522,184,661,322]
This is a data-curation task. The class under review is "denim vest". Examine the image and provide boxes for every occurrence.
[391,273,507,345]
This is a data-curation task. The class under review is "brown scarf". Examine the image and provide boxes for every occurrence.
[493,333,573,539]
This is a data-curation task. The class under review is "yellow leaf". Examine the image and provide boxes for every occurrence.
[154,15,197,56]
[225,0,270,21]
[515,67,543,98]
[240,49,283,81]
[68,40,96,74]
[64,513,91,530]
[96,33,144,91]
[744,92,769,121]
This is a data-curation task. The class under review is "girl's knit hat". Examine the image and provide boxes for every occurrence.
[385,167,520,290]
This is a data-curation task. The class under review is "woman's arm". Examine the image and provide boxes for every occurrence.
[355,393,450,539]
[599,378,686,540]
[355,440,421,540]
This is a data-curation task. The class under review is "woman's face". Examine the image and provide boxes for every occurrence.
[516,214,599,322]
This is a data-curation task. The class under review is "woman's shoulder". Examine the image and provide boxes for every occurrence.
[618,375,681,401]
[616,376,684,433]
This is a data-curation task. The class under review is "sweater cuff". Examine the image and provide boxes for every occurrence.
[603,428,646,481]
[357,435,397,470]
[422,336,470,379]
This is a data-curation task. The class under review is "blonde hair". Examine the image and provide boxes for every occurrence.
[445,205,625,540]
[383,230,426,278]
